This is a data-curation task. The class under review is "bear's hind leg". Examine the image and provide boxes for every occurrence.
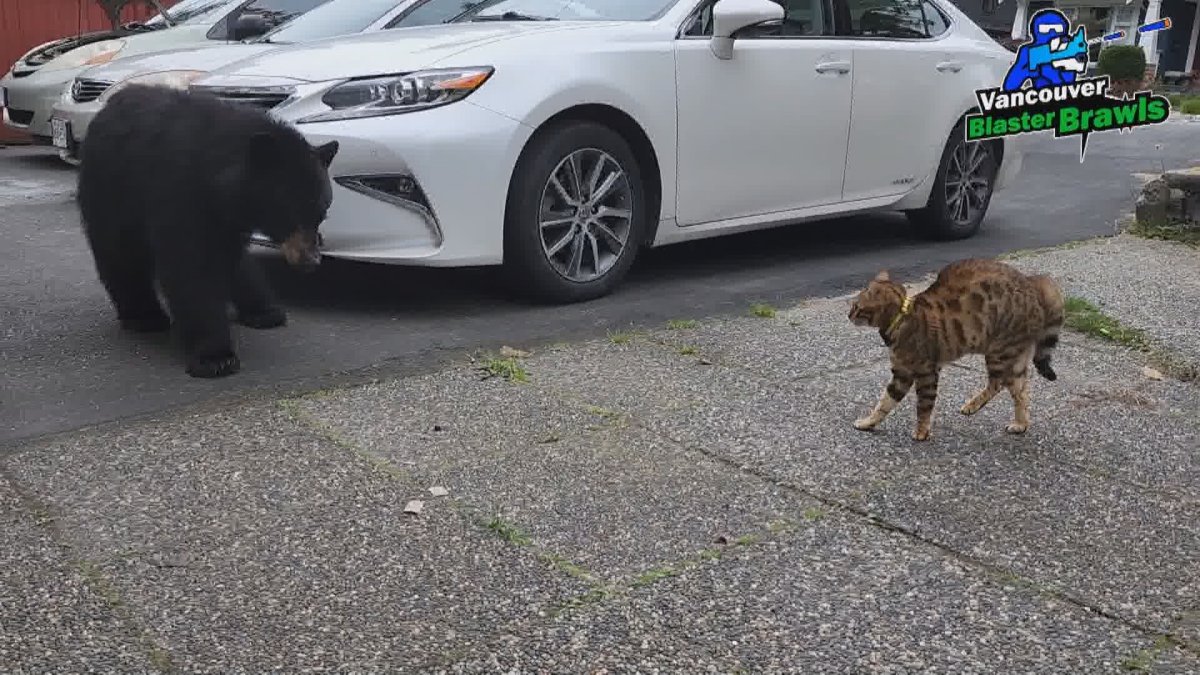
[84,228,170,333]
[232,254,287,330]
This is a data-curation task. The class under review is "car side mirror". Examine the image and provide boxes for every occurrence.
[232,13,270,41]
[710,0,785,60]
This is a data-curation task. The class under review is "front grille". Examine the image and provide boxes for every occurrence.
[72,78,113,103]
[189,85,292,110]
[7,108,34,125]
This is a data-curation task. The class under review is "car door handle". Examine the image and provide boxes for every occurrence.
[936,61,963,73]
[815,61,851,74]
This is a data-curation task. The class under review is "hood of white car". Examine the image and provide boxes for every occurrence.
[79,42,277,83]
[204,22,609,82]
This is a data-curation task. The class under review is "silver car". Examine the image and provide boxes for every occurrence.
[48,0,466,163]
[1,0,325,146]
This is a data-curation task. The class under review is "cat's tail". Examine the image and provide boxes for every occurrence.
[1030,273,1064,381]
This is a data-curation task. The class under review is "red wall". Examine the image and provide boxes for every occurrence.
[1,0,176,143]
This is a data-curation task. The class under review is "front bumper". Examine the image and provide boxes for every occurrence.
[257,100,532,268]
[1,68,77,140]
[49,97,102,153]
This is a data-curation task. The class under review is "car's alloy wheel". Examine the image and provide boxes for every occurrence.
[906,121,997,240]
[537,148,633,283]
[503,121,646,304]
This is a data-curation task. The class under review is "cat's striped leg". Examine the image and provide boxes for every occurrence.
[854,367,912,431]
[912,370,940,441]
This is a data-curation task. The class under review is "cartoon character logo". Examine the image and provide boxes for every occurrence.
[1003,9,1090,92]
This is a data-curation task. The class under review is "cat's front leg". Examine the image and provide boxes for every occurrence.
[854,367,913,431]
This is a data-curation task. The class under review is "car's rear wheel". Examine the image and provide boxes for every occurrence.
[906,121,998,240]
[503,120,646,304]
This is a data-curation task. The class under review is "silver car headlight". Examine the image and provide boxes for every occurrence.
[297,67,494,124]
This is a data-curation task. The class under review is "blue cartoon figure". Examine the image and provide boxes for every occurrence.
[1003,9,1090,92]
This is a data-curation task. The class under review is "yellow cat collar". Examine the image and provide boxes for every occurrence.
[886,296,912,335]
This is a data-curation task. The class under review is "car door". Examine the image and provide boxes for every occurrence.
[674,0,855,227]
[838,0,964,202]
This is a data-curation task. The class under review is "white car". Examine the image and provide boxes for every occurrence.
[191,0,1025,303]
[0,0,330,145]
[49,0,470,163]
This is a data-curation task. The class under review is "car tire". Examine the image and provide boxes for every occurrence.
[905,121,998,241]
[502,120,647,304]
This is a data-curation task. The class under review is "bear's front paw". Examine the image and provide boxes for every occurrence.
[237,306,287,330]
[186,353,241,378]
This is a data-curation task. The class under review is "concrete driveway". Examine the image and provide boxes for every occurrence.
[1,121,1197,444]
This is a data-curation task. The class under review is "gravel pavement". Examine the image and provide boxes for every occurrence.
[2,234,1198,672]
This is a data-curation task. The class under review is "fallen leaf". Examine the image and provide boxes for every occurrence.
[429,486,449,497]
[404,500,424,515]
[1142,366,1165,381]
[500,345,531,358]
[698,358,713,365]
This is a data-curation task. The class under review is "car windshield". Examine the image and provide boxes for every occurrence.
[258,0,400,43]
[450,0,675,21]
[144,0,238,26]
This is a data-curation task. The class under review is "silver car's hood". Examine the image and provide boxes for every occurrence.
[202,23,577,82]
[77,43,278,83]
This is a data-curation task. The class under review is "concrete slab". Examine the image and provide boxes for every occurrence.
[291,370,805,583]
[520,328,1200,637]
[0,477,153,671]
[442,511,1198,673]
[3,404,591,671]
[1008,236,1200,363]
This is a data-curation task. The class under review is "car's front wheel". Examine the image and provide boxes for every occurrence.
[906,121,998,240]
[503,120,647,304]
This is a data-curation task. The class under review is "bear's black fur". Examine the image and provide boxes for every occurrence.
[77,84,339,378]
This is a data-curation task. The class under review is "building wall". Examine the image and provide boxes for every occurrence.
[0,0,171,143]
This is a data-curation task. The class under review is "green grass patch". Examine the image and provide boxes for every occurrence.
[749,303,777,318]
[667,319,698,330]
[1127,219,1200,248]
[1120,635,1180,671]
[802,507,828,521]
[1179,98,1200,115]
[1063,297,1152,350]
[484,517,533,546]
[608,330,636,345]
[478,357,528,383]
[677,345,698,356]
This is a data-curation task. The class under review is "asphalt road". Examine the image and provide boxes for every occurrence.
[2,122,1197,444]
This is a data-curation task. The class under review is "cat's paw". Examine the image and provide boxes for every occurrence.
[853,417,877,431]
[960,400,981,415]
[912,427,931,441]
[1005,422,1029,434]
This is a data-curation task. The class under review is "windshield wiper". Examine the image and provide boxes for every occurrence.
[470,11,558,21]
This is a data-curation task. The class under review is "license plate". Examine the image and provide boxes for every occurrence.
[0,86,7,108]
[51,118,70,149]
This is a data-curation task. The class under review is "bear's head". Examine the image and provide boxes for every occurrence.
[243,131,339,271]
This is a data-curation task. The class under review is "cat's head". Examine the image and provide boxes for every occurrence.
[848,270,904,328]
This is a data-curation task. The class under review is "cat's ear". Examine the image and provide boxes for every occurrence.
[873,270,890,283]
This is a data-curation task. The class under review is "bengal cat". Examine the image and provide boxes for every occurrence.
[847,258,1064,441]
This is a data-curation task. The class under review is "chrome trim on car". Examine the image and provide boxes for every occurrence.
[71,78,114,103]
[335,174,445,247]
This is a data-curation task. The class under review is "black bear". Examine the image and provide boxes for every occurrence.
[76,83,339,378]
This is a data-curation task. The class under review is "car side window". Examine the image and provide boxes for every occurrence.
[681,0,830,38]
[841,0,929,38]
[920,0,949,37]
[209,0,329,39]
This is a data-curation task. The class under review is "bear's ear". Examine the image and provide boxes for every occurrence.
[314,140,339,168]
[873,270,890,283]
[247,131,277,166]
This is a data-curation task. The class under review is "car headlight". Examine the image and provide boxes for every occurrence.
[40,39,127,72]
[298,67,494,124]
[98,70,209,102]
